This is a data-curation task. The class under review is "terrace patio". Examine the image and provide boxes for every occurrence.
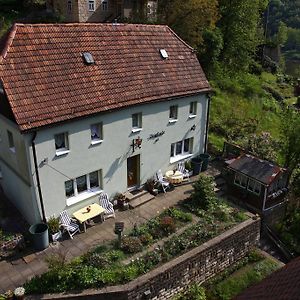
[0,161,229,294]
[0,178,201,293]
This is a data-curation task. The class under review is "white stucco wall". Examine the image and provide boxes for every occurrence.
[32,94,209,219]
[0,115,41,224]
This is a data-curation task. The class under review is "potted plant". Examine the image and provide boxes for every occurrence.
[184,160,193,177]
[114,193,128,210]
[145,178,159,195]
[47,216,61,242]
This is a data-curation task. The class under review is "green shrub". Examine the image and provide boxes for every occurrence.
[85,253,111,268]
[139,232,153,246]
[167,208,193,222]
[47,216,60,234]
[173,283,206,300]
[120,236,143,254]
[191,175,216,210]
[105,250,125,262]
[159,216,176,235]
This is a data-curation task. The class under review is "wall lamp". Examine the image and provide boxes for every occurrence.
[132,136,143,153]
[191,124,196,131]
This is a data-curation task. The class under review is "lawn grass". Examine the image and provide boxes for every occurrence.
[206,254,281,300]
[209,71,295,163]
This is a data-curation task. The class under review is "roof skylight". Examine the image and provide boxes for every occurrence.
[82,52,95,65]
[159,49,168,59]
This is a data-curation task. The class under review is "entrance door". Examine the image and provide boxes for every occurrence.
[127,155,140,189]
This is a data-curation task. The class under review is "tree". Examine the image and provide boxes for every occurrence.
[157,0,219,49]
[276,21,288,46]
[198,28,223,76]
[280,108,300,172]
[217,0,268,72]
[246,131,279,162]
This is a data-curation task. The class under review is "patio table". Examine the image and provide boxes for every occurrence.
[73,203,105,232]
[165,170,184,184]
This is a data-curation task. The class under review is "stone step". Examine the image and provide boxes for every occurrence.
[128,192,155,209]
[123,190,148,201]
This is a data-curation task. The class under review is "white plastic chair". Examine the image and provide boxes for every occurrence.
[156,169,170,193]
[99,192,115,220]
[177,161,190,181]
[59,210,80,239]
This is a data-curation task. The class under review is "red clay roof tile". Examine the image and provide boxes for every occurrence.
[235,257,300,300]
[0,23,211,132]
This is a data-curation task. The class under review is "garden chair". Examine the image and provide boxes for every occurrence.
[155,169,170,193]
[177,161,190,181]
[99,192,115,220]
[59,210,80,239]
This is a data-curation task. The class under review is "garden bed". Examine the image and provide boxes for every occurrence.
[24,175,249,294]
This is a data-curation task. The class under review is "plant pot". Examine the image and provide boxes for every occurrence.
[50,231,62,242]
[29,223,49,251]
[199,153,211,171]
[191,157,203,176]
[150,188,159,196]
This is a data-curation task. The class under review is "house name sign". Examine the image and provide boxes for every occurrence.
[148,131,165,140]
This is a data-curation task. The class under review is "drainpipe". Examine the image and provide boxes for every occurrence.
[31,131,47,223]
[204,94,211,153]
[262,185,268,212]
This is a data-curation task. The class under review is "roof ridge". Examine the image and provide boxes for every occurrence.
[166,26,195,51]
[13,22,169,28]
[0,23,17,62]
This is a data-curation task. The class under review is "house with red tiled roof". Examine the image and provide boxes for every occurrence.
[47,0,158,23]
[0,23,211,224]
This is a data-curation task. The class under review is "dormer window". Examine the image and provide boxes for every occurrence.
[82,52,95,65]
[160,49,168,59]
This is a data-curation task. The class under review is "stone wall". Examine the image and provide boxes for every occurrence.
[27,217,260,300]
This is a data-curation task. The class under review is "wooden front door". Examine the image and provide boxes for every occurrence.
[127,155,140,188]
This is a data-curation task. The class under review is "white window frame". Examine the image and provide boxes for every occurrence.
[88,0,95,11]
[54,132,69,156]
[170,137,193,163]
[169,105,178,123]
[102,0,108,11]
[65,170,103,206]
[234,173,248,189]
[91,123,103,145]
[189,101,197,118]
[7,130,15,153]
[247,178,261,195]
[67,0,72,13]
[132,113,142,132]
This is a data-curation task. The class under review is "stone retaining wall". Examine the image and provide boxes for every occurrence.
[27,216,260,300]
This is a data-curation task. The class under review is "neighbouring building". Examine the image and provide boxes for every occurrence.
[46,0,158,23]
[0,23,211,224]
[225,154,289,214]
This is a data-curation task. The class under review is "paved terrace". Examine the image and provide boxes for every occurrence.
[0,162,223,293]
[0,177,204,293]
